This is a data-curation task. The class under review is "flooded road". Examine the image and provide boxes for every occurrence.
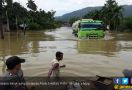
[0,27,132,77]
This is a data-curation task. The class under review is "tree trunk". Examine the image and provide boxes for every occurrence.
[16,16,18,35]
[23,22,26,35]
[0,0,4,39]
[6,10,10,31]
[108,21,111,31]
[0,17,4,39]
[114,20,116,31]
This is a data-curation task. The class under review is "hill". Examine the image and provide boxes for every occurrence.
[56,5,132,22]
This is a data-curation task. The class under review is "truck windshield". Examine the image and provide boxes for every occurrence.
[81,23,104,29]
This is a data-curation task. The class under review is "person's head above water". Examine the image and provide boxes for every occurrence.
[6,56,25,70]
[56,51,63,61]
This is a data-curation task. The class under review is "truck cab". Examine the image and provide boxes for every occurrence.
[72,19,105,39]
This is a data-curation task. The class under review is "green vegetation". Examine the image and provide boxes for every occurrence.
[124,17,132,30]
[56,5,132,22]
[27,0,37,11]
[69,17,80,26]
[69,0,132,32]
[0,0,60,39]
[119,16,132,32]
[83,0,123,30]
[84,10,101,20]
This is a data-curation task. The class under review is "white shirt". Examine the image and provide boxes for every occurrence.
[51,59,60,78]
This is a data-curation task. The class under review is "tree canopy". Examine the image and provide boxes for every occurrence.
[1,0,59,30]
[83,0,123,30]
[27,0,37,11]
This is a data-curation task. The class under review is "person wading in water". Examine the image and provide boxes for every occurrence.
[48,51,66,80]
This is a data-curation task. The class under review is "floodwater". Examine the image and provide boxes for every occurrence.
[0,27,132,77]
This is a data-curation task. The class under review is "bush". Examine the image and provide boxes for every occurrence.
[125,17,132,30]
[119,16,132,32]
[28,22,42,30]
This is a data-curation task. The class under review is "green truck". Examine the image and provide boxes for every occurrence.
[72,19,105,39]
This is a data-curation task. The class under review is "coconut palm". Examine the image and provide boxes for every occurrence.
[101,0,123,30]
[27,0,37,11]
[84,10,102,20]
[5,0,12,7]
[112,6,123,30]
[12,2,28,34]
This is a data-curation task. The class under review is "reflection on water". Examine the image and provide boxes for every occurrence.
[0,31,55,56]
[77,40,119,56]
[0,27,132,76]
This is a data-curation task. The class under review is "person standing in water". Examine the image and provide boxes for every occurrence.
[48,51,66,80]
[104,25,110,40]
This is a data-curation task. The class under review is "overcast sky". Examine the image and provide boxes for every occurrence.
[14,0,132,16]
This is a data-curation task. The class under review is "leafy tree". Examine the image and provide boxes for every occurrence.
[83,0,123,31]
[69,17,80,26]
[5,0,12,7]
[27,0,37,11]
[112,6,123,30]
[125,17,132,30]
[4,0,13,31]
[101,0,123,30]
[119,16,132,31]
[12,2,28,32]
[0,0,60,39]
[83,10,101,20]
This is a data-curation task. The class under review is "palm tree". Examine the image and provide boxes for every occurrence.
[27,0,37,11]
[5,0,12,6]
[12,2,28,34]
[26,0,37,34]
[84,10,102,20]
[112,6,123,30]
[101,0,123,30]
[103,0,114,29]
[12,2,22,34]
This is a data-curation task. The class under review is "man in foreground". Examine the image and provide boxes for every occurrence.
[0,56,34,90]
[48,51,66,80]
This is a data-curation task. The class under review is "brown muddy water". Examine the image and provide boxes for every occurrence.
[0,27,132,77]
